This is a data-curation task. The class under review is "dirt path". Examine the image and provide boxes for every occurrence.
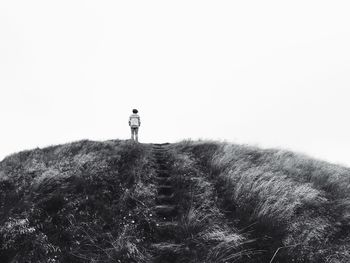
[150,144,182,263]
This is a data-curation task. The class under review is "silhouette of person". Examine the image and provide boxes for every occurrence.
[129,109,141,142]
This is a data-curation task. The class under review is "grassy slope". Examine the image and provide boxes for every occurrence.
[165,145,254,262]
[174,140,350,263]
[0,140,157,262]
[1,139,350,262]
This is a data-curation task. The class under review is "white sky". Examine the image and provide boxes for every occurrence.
[1,1,350,166]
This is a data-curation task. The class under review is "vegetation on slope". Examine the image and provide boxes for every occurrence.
[0,140,157,262]
[164,146,256,262]
[174,140,350,262]
[1,139,350,262]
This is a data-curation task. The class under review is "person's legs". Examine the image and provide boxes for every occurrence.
[135,127,139,142]
[131,128,135,141]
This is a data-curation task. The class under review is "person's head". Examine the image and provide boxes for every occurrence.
[132,109,138,114]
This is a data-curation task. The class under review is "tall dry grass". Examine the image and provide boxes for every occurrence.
[174,140,350,262]
[167,146,257,262]
[0,140,157,262]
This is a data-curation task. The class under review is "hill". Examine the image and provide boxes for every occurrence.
[0,140,349,262]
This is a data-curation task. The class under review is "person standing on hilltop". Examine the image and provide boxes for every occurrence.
[129,109,141,142]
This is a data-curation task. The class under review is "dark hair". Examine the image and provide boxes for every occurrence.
[132,109,138,114]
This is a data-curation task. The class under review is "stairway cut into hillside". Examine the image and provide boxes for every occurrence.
[150,144,181,263]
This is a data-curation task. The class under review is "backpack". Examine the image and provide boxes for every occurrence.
[130,114,140,127]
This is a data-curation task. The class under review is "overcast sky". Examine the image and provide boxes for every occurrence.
[1,1,350,166]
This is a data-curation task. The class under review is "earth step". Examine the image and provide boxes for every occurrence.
[152,145,167,148]
[157,170,170,176]
[156,159,168,164]
[154,205,177,217]
[151,242,182,254]
[155,158,167,162]
[157,163,169,169]
[155,176,172,184]
[156,169,169,173]
[153,156,168,160]
[152,164,168,169]
[158,185,172,189]
[156,194,175,204]
[157,175,171,180]
[153,156,169,162]
[157,162,168,166]
[158,189,174,196]
[155,221,178,231]
[155,175,171,181]
[156,160,167,164]
[153,151,167,155]
[156,221,178,228]
[153,148,168,154]
[156,181,172,188]
[158,185,174,195]
[155,154,167,158]
[154,221,178,238]
[153,147,167,150]
[152,163,169,168]
[155,153,166,157]
[154,154,167,157]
